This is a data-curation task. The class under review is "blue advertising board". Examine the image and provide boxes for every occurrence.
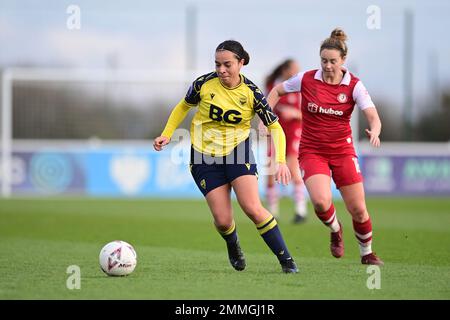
[5,145,449,197]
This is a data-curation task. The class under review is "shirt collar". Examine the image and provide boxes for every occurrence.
[314,67,351,86]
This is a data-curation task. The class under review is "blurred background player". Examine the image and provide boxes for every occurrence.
[268,28,384,265]
[264,59,308,224]
[153,40,298,273]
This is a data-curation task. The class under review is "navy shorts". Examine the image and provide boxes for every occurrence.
[190,139,258,196]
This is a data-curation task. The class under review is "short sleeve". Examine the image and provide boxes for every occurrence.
[353,81,375,110]
[282,71,305,93]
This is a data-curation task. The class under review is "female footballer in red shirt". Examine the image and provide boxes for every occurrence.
[265,59,308,223]
[268,28,383,265]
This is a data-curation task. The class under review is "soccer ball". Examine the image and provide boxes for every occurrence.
[99,240,137,276]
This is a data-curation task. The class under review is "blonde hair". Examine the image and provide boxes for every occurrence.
[320,28,348,58]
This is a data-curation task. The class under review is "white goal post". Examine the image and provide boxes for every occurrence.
[1,68,203,197]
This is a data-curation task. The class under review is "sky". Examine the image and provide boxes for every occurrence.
[1,0,449,119]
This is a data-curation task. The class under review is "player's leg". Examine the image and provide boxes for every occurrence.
[286,133,307,223]
[339,183,384,265]
[303,174,344,258]
[205,184,246,271]
[205,183,233,229]
[266,172,279,218]
[231,175,298,273]
[190,148,245,271]
[287,154,307,223]
[301,154,343,258]
[332,155,383,265]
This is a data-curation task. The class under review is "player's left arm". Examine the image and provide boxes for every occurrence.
[254,89,291,185]
[354,80,381,148]
[267,121,291,185]
[253,88,285,163]
[362,107,382,147]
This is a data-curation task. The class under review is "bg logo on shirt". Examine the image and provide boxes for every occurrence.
[209,104,242,124]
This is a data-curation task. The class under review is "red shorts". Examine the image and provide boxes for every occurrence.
[299,153,363,189]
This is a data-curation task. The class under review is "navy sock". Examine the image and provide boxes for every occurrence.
[256,215,292,261]
[217,221,238,245]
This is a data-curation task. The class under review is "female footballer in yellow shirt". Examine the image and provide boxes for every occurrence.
[153,40,298,273]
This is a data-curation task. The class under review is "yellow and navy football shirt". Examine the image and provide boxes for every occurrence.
[184,71,278,156]
[161,71,286,162]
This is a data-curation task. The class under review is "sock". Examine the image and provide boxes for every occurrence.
[352,218,373,256]
[266,185,279,217]
[256,214,292,262]
[217,221,238,246]
[315,203,340,232]
[294,183,307,217]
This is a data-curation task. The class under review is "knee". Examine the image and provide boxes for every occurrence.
[241,203,265,221]
[214,217,234,231]
[292,176,302,185]
[347,203,368,222]
[311,197,332,213]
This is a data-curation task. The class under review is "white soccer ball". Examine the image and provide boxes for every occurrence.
[99,240,137,276]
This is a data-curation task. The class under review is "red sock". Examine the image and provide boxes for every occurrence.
[315,203,336,226]
[352,218,373,245]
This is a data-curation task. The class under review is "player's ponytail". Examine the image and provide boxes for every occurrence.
[320,27,348,58]
[216,40,250,65]
[241,49,250,66]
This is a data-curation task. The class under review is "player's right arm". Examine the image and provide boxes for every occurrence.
[267,83,287,110]
[267,71,303,109]
[153,75,205,151]
[153,99,192,151]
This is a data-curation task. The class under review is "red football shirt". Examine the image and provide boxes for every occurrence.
[266,82,302,131]
[283,68,375,156]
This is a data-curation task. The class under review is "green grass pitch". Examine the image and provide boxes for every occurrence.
[0,197,449,299]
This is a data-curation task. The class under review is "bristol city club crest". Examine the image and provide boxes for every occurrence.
[337,93,348,103]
